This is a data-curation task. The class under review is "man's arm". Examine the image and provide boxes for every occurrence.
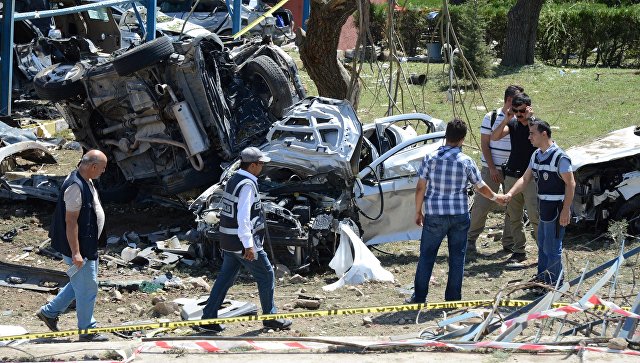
[415,178,427,226]
[65,210,83,268]
[480,134,502,183]
[506,167,533,200]
[559,171,576,226]
[236,184,256,260]
[490,115,511,141]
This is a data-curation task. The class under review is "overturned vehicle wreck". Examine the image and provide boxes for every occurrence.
[34,34,305,200]
[567,126,640,234]
[191,97,446,270]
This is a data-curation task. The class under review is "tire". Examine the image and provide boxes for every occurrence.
[95,164,138,204]
[243,55,294,118]
[112,36,174,76]
[614,195,640,235]
[33,63,86,102]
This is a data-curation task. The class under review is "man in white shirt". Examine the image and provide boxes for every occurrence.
[467,85,522,256]
[197,147,292,333]
[36,150,109,342]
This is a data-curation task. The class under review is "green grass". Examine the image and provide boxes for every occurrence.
[303,60,639,154]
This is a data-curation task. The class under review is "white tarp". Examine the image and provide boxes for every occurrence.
[323,220,394,291]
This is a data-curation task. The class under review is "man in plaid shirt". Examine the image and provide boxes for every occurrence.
[407,119,508,303]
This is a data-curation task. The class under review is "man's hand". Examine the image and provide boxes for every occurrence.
[415,211,424,227]
[489,166,503,183]
[71,252,84,268]
[243,247,256,261]
[525,106,534,121]
[560,207,571,226]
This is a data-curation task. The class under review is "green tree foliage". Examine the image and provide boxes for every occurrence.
[450,1,493,77]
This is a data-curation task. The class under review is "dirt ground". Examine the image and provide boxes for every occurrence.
[0,148,639,352]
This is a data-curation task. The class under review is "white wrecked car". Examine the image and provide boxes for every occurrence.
[567,126,640,234]
[191,97,446,270]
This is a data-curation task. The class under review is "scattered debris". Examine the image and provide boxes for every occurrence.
[0,260,68,293]
[289,274,308,284]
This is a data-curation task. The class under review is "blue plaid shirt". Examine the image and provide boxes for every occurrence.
[417,145,483,215]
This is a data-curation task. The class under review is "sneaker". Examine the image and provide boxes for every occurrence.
[194,323,225,333]
[36,309,59,332]
[263,319,292,330]
[505,253,527,268]
[78,333,109,342]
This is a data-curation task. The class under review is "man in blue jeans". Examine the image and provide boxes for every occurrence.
[408,119,509,303]
[505,119,575,287]
[36,150,109,342]
[197,147,291,333]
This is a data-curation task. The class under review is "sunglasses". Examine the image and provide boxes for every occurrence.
[512,108,527,114]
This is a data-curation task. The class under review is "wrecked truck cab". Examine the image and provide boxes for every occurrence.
[567,126,640,234]
[192,97,447,270]
[43,34,304,201]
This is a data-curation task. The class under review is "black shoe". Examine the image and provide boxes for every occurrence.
[36,309,59,332]
[263,319,292,330]
[505,253,527,268]
[194,323,226,333]
[404,296,426,304]
[78,333,109,342]
[466,242,478,254]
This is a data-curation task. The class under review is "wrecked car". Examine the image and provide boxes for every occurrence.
[157,0,295,45]
[567,125,640,234]
[34,34,305,201]
[191,97,446,270]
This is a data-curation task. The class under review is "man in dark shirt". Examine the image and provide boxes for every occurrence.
[490,93,539,268]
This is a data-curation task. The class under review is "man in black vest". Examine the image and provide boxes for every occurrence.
[505,119,575,287]
[197,147,292,333]
[490,93,539,268]
[36,150,109,342]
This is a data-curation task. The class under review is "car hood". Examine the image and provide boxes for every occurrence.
[122,7,212,38]
[262,97,362,181]
[566,126,640,170]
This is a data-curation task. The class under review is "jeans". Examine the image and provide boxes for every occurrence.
[468,166,513,246]
[504,176,539,253]
[202,249,276,319]
[537,216,565,285]
[40,256,98,330]
[413,213,470,302]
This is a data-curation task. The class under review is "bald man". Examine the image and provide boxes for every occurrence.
[36,150,110,342]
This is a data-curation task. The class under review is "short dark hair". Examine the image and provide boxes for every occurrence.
[239,161,252,170]
[504,85,524,101]
[530,119,552,138]
[445,118,467,143]
[512,93,531,107]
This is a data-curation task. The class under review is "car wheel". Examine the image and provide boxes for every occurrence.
[33,63,86,102]
[112,36,174,76]
[614,195,640,235]
[243,55,294,118]
[95,164,138,203]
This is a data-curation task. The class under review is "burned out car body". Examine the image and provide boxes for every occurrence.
[191,97,446,269]
[38,34,305,199]
[567,126,640,234]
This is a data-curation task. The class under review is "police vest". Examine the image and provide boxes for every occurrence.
[531,147,571,202]
[218,172,265,252]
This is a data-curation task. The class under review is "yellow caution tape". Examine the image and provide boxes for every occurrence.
[233,0,289,39]
[0,299,627,341]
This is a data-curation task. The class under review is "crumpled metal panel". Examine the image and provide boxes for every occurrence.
[264,97,362,180]
[567,126,640,170]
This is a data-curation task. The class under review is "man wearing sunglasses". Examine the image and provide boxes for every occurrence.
[467,85,523,257]
[490,93,539,268]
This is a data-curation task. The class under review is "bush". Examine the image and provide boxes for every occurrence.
[449,2,494,78]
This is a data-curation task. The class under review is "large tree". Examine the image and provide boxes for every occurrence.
[501,0,545,66]
[296,0,360,107]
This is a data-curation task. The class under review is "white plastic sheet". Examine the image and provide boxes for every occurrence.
[323,220,394,291]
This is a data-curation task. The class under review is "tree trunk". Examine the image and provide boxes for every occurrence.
[297,0,360,107]
[501,0,545,66]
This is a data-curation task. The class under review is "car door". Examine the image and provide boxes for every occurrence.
[355,131,445,246]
